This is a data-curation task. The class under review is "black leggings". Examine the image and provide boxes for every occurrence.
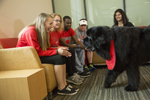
[40,55,66,65]
[40,48,77,76]
[66,48,77,76]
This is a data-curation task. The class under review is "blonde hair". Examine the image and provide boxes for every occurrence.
[50,13,64,32]
[18,13,52,51]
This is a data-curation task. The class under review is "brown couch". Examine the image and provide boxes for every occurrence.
[0,38,105,96]
[0,46,48,100]
[92,52,106,65]
[0,38,57,99]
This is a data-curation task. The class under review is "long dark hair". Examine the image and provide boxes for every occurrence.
[113,9,129,26]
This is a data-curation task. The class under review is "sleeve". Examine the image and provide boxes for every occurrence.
[25,29,57,57]
[125,22,134,27]
[70,28,75,36]
[74,29,80,39]
[129,22,134,27]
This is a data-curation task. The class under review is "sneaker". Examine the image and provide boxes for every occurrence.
[89,64,96,72]
[57,86,77,95]
[67,84,79,92]
[84,65,91,74]
[78,71,90,78]
[85,69,91,74]
[73,73,84,82]
[66,75,83,85]
[84,65,89,71]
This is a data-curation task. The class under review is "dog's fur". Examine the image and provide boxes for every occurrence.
[83,26,150,91]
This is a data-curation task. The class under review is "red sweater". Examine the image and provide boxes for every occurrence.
[17,26,59,57]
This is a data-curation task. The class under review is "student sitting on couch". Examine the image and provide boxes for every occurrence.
[17,13,78,95]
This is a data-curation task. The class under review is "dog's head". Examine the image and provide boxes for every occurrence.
[83,26,114,60]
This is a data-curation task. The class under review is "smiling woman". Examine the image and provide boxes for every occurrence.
[113,9,134,27]
[16,13,78,96]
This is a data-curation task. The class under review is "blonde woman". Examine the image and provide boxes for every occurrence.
[17,13,77,95]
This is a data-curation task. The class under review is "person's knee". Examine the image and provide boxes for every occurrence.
[56,55,66,64]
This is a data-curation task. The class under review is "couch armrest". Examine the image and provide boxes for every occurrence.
[0,47,42,71]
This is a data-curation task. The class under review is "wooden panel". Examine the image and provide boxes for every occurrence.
[0,69,47,100]
[28,69,47,100]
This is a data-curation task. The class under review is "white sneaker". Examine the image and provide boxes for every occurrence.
[74,73,84,81]
[66,75,83,85]
[67,84,79,91]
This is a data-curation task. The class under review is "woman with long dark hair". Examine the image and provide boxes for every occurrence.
[113,9,134,27]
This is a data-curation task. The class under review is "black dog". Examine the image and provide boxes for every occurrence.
[83,26,150,91]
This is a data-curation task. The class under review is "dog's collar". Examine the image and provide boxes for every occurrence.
[106,40,116,70]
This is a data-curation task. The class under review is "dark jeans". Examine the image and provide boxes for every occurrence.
[66,48,77,76]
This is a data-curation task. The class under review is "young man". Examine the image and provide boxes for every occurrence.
[74,18,96,72]
[62,16,90,82]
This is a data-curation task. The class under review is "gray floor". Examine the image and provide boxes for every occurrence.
[52,65,150,100]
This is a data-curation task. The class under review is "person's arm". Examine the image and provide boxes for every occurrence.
[59,37,77,48]
[59,37,85,49]
[72,35,85,48]
[71,28,85,49]
[57,47,72,57]
[26,31,58,57]
[69,28,82,45]
[72,35,82,45]
[125,22,134,27]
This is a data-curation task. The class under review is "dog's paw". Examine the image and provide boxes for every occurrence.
[124,85,137,91]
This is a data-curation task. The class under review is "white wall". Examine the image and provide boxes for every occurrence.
[0,0,53,38]
[54,0,85,29]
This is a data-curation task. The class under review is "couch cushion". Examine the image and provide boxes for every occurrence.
[0,47,42,71]
[0,38,18,48]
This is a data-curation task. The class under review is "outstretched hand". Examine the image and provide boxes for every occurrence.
[57,47,72,57]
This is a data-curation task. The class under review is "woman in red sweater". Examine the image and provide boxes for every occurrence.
[17,13,77,95]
